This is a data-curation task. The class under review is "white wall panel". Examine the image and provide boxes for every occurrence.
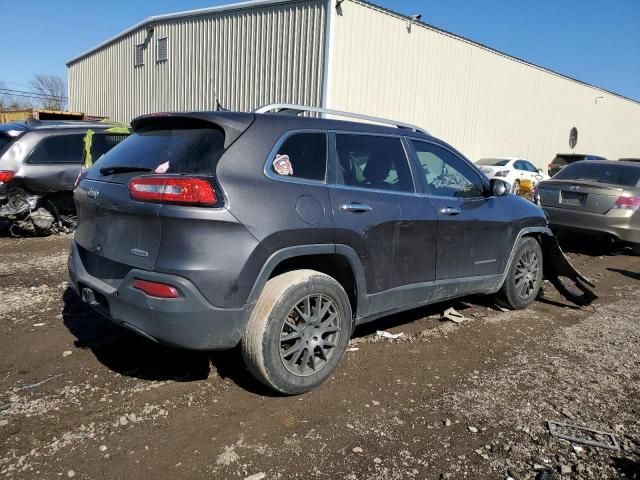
[328,1,640,167]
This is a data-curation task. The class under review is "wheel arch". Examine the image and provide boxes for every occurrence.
[495,226,552,291]
[246,244,367,320]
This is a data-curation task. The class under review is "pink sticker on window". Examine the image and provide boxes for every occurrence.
[273,154,293,176]
[155,161,170,173]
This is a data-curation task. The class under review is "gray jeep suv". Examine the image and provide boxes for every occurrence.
[69,105,589,394]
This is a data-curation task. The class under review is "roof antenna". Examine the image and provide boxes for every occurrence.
[216,100,230,112]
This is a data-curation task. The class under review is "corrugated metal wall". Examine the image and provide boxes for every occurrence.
[327,1,640,167]
[68,0,326,122]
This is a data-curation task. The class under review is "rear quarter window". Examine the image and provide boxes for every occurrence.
[28,134,85,164]
[94,127,225,175]
[270,132,327,181]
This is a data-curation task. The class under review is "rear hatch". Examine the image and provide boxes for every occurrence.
[74,112,254,283]
[539,162,640,214]
[539,180,623,213]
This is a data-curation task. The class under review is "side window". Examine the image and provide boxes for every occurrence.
[271,132,327,182]
[335,134,414,193]
[29,134,85,164]
[514,160,526,171]
[410,140,484,198]
[525,161,539,172]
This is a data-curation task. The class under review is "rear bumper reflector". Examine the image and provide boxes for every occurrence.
[132,279,180,298]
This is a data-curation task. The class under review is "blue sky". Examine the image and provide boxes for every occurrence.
[0,0,638,101]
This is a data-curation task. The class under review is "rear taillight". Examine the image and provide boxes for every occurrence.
[0,170,15,183]
[129,176,216,206]
[613,196,640,211]
[132,279,180,298]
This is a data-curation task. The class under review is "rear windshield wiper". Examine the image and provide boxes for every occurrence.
[99,165,153,176]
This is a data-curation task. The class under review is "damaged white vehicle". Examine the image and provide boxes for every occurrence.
[0,120,127,234]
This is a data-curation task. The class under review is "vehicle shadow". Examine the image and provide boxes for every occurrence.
[607,267,640,281]
[61,288,275,395]
[612,456,640,478]
[555,233,631,257]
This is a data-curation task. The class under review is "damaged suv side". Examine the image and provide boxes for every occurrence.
[70,105,595,394]
[0,120,125,234]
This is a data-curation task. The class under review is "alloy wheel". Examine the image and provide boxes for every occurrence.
[279,294,341,376]
[514,248,540,298]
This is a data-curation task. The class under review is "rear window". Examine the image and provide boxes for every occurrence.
[0,135,13,155]
[553,162,640,187]
[94,128,225,175]
[477,158,509,167]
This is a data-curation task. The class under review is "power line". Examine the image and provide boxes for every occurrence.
[0,88,67,100]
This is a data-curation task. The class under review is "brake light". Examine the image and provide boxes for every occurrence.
[0,170,15,183]
[132,279,180,298]
[129,176,216,206]
[613,196,640,211]
[495,170,509,177]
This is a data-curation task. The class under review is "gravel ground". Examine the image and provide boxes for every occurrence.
[0,233,638,479]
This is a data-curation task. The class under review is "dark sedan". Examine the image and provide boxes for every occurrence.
[538,160,640,254]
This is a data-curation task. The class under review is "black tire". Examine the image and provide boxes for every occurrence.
[498,236,543,310]
[632,244,640,256]
[241,269,352,395]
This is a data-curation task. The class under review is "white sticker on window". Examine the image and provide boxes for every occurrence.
[273,154,293,176]
[155,161,170,173]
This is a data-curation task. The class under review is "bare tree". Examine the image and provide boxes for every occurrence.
[29,74,67,110]
[0,82,33,111]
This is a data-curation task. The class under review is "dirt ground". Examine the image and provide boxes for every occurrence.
[0,232,638,480]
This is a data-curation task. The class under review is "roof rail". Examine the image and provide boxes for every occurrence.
[254,103,429,135]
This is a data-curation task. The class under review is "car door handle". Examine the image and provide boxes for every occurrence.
[340,202,372,213]
[439,207,462,216]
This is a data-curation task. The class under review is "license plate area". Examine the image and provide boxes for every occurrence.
[560,191,586,206]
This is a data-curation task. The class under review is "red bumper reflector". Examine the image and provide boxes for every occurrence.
[0,170,15,183]
[132,279,180,298]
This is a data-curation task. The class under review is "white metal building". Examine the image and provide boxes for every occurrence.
[67,0,640,167]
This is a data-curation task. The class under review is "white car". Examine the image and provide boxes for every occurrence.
[475,157,549,193]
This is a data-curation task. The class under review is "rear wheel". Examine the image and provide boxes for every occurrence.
[241,270,352,395]
[498,236,543,309]
[631,244,640,256]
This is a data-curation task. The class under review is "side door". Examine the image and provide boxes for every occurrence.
[407,140,510,298]
[329,132,438,317]
[24,132,85,192]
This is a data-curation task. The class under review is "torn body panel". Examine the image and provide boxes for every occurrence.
[541,234,597,306]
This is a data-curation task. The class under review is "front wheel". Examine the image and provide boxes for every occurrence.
[498,236,543,309]
[241,270,352,395]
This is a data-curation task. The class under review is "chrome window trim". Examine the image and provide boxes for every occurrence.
[263,129,329,186]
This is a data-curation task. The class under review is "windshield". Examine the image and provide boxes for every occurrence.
[477,158,510,167]
[553,162,640,188]
[93,127,226,175]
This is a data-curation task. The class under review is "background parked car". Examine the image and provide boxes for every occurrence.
[0,119,128,233]
[547,153,607,177]
[538,160,640,254]
[619,158,640,163]
[476,157,548,194]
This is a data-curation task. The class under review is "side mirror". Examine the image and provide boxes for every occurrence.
[490,178,509,197]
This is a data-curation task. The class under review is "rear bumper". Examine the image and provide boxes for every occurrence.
[68,241,249,350]
[544,206,640,244]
